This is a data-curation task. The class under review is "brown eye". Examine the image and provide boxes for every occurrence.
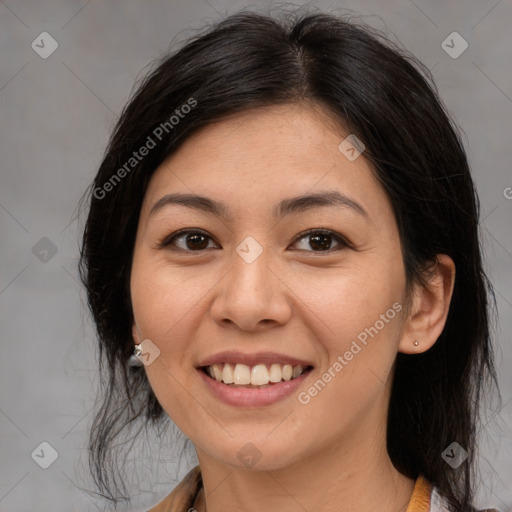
[183,233,209,250]
[309,233,333,251]
[291,229,349,252]
[161,230,219,251]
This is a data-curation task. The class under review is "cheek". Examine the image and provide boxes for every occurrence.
[129,255,217,415]
[131,266,202,426]
[294,285,404,442]
[130,255,214,341]
[287,259,406,411]
[287,256,405,339]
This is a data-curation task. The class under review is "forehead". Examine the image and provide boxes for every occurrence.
[141,103,393,226]
[157,103,344,178]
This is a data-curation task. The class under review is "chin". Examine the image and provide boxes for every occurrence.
[202,437,304,472]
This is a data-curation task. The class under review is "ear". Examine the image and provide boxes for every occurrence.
[132,321,141,345]
[398,254,456,354]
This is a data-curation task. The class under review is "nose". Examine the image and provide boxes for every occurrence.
[210,245,292,332]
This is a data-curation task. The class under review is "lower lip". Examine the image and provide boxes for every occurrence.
[197,368,313,407]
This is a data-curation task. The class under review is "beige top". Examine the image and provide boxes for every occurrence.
[146,465,462,512]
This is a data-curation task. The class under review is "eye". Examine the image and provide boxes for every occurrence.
[289,229,350,252]
[160,229,219,251]
[159,228,351,253]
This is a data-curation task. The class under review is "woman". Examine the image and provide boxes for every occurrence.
[79,9,499,512]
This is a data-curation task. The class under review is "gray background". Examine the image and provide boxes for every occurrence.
[1,0,511,511]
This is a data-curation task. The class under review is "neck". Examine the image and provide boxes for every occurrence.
[195,422,415,512]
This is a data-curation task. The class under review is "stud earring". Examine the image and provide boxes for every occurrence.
[413,340,419,346]
[128,344,143,367]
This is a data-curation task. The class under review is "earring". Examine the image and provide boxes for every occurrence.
[128,344,143,367]
[413,340,419,346]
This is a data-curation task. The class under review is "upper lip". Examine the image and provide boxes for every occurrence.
[197,351,314,368]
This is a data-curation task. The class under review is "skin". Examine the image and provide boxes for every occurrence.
[130,103,455,512]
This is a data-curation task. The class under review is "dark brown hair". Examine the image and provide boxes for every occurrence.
[79,9,498,510]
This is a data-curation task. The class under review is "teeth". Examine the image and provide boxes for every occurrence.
[251,364,269,385]
[233,363,251,385]
[221,363,234,384]
[269,363,282,383]
[292,365,303,378]
[206,362,307,386]
[282,364,293,381]
[212,363,223,382]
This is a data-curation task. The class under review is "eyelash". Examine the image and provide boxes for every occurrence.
[159,228,352,253]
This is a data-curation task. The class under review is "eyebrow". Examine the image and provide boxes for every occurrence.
[148,190,368,220]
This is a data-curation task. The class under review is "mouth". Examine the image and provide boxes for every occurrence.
[196,351,314,406]
[200,362,314,388]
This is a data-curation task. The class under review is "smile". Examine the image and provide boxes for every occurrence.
[202,363,310,387]
[196,352,314,407]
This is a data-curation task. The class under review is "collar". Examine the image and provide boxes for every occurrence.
[406,475,433,512]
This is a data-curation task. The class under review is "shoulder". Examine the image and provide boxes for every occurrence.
[146,465,202,512]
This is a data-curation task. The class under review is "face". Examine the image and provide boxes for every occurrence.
[130,103,410,471]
